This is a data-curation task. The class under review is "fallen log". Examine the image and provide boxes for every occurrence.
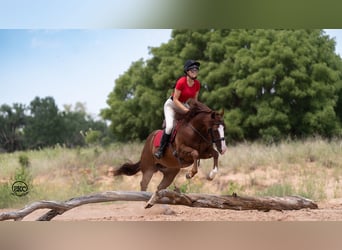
[0,190,318,221]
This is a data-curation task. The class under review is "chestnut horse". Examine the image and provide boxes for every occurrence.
[114,100,227,194]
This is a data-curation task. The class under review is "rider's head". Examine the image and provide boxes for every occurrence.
[184,60,200,80]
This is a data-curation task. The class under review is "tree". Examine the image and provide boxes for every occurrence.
[102,30,212,141]
[24,97,65,149]
[62,102,110,147]
[336,79,342,123]
[201,29,342,141]
[0,104,27,152]
[102,60,164,141]
[0,97,111,152]
[102,29,342,142]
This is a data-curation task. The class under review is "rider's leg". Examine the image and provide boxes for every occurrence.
[154,131,171,159]
[154,99,174,159]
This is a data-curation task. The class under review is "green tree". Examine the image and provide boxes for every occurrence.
[24,97,65,149]
[102,29,342,142]
[335,79,342,123]
[102,30,212,141]
[102,60,164,141]
[201,30,342,141]
[62,102,110,147]
[0,97,111,152]
[0,103,27,152]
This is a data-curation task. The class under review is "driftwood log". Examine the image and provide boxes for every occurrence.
[0,190,318,221]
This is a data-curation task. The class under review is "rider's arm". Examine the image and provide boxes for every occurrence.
[173,89,189,113]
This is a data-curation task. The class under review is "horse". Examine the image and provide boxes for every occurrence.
[114,100,227,201]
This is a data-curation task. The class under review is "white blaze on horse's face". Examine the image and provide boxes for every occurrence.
[218,124,227,154]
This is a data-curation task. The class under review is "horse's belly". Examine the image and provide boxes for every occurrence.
[157,151,193,169]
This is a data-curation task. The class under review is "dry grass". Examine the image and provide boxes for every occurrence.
[1,138,342,208]
[203,138,342,201]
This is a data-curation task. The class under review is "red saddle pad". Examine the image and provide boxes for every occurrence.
[153,122,180,148]
[153,130,163,148]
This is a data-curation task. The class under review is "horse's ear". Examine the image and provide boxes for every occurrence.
[212,109,224,119]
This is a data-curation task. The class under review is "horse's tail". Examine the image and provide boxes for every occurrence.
[114,161,141,176]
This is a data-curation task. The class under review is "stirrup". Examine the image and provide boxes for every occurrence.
[154,150,163,159]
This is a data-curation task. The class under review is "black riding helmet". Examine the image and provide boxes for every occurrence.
[183,60,200,73]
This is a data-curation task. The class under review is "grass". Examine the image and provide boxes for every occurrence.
[0,138,342,208]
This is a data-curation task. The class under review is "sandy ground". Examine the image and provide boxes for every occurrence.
[1,198,341,221]
[2,164,342,221]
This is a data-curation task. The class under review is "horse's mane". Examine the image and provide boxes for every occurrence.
[176,99,212,122]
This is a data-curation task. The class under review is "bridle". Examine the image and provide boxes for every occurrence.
[188,121,225,149]
[209,124,225,144]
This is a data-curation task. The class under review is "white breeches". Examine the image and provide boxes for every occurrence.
[164,98,176,135]
[163,98,189,135]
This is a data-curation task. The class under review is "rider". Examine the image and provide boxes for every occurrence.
[154,59,201,159]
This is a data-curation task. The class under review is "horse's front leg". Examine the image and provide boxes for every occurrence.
[179,145,199,179]
[186,149,199,179]
[208,150,219,181]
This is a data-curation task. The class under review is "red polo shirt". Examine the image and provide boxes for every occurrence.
[172,76,200,102]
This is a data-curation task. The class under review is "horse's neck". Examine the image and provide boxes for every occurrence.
[188,113,210,132]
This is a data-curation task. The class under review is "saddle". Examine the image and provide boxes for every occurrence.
[153,121,180,148]
[153,99,197,148]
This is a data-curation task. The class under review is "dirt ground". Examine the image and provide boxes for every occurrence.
[2,162,342,221]
[1,198,340,221]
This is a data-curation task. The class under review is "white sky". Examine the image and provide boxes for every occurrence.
[1,29,341,118]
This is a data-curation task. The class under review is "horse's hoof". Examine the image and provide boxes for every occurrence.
[145,203,153,209]
[186,173,192,179]
[208,168,218,181]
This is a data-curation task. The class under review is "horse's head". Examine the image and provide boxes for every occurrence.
[182,100,227,155]
[209,109,227,155]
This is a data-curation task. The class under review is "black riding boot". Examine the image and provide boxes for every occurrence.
[154,131,171,159]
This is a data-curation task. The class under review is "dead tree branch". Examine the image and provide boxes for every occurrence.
[0,190,318,221]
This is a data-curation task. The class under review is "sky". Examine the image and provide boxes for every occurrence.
[0,29,172,117]
[1,29,342,118]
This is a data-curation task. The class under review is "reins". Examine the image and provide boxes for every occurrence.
[177,102,225,154]
[188,121,224,145]
[188,123,212,145]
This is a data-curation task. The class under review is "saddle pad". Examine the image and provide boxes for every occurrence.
[153,130,163,148]
[153,123,180,148]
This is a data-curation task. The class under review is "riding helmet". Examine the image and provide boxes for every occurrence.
[184,60,200,73]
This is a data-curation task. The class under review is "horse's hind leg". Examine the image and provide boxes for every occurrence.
[145,168,180,209]
[157,168,180,191]
[140,168,156,191]
[140,135,157,191]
